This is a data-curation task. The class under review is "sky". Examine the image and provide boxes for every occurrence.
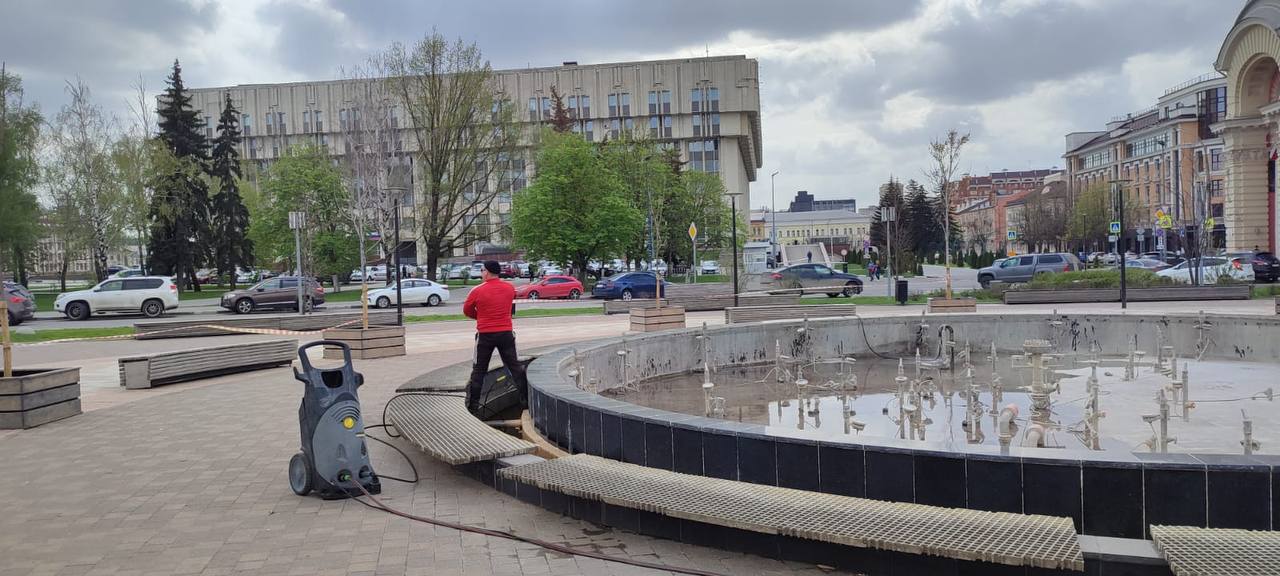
[0,0,1244,211]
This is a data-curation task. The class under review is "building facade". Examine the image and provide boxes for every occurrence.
[949,169,1062,253]
[1213,0,1280,254]
[787,190,856,213]
[759,209,871,256]
[1064,73,1228,249]
[187,55,763,261]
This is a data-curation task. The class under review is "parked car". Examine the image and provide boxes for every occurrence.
[1118,258,1172,272]
[234,268,259,284]
[601,259,626,277]
[699,260,722,275]
[1156,256,1253,284]
[1249,251,1279,282]
[367,279,449,308]
[194,268,219,284]
[977,252,1083,288]
[220,276,326,314]
[592,271,668,300]
[108,268,145,279]
[2,281,36,326]
[539,264,564,277]
[447,264,470,280]
[516,275,584,300]
[499,262,519,278]
[761,263,863,297]
[511,261,529,277]
[55,276,179,320]
[350,265,388,283]
[105,265,128,276]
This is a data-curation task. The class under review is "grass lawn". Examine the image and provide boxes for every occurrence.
[667,274,730,284]
[811,289,1002,306]
[404,306,600,324]
[10,326,135,344]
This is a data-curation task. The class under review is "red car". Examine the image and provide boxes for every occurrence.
[515,275,583,300]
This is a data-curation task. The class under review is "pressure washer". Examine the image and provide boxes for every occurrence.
[287,340,380,499]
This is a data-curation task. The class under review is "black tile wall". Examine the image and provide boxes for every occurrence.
[672,426,703,475]
[1143,464,1206,534]
[1206,467,1270,530]
[541,489,567,516]
[776,537,843,569]
[865,447,914,503]
[556,399,571,447]
[620,416,646,465]
[603,503,639,532]
[679,519,729,549]
[1274,467,1279,530]
[644,422,673,470]
[1023,459,1082,531]
[583,408,602,456]
[600,413,622,460]
[818,444,865,498]
[1082,462,1144,539]
[959,561,1025,576]
[637,509,681,541]
[516,482,540,505]
[570,403,586,453]
[891,553,958,576]
[966,456,1022,513]
[914,453,966,508]
[776,440,819,492]
[737,436,777,486]
[703,431,738,480]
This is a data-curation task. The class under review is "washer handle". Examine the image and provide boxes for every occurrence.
[294,340,353,381]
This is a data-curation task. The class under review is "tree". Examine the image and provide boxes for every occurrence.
[869,177,910,275]
[250,146,357,282]
[113,76,156,274]
[339,58,406,283]
[600,133,673,268]
[0,66,42,285]
[47,78,123,283]
[210,91,254,288]
[1014,188,1069,253]
[902,179,939,260]
[925,129,970,298]
[511,132,642,284]
[1067,181,1144,255]
[660,169,733,268]
[548,86,574,133]
[379,31,521,280]
[147,60,211,291]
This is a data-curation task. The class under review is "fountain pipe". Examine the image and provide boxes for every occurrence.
[997,404,1019,446]
[1023,423,1047,448]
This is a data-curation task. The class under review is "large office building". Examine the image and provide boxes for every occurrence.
[188,55,762,261]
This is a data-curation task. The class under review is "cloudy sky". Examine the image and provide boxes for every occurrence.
[1,0,1243,210]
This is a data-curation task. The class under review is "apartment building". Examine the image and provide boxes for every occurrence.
[1063,74,1228,249]
[187,55,762,261]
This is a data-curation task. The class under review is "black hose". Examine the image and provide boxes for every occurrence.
[362,424,419,483]
[342,479,731,576]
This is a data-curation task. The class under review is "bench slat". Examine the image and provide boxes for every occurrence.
[385,394,534,465]
[118,339,297,389]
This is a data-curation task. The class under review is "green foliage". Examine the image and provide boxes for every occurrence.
[147,60,212,289]
[0,69,42,283]
[209,91,253,288]
[250,146,357,278]
[1024,268,1175,290]
[512,132,643,282]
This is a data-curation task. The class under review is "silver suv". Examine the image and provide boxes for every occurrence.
[978,252,1082,288]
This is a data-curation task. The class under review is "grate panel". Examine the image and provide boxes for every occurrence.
[501,454,1083,570]
[385,394,534,465]
[1151,525,1280,576]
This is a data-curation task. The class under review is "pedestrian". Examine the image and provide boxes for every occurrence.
[806,250,813,263]
[868,261,878,281]
[464,260,528,415]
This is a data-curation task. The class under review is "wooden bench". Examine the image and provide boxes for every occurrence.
[384,393,535,465]
[133,310,398,339]
[724,303,857,324]
[500,454,1083,572]
[118,339,297,389]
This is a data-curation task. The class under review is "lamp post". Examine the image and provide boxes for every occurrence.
[1111,180,1131,309]
[388,187,407,326]
[729,192,743,307]
[770,170,780,258]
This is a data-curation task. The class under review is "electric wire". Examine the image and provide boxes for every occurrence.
[341,479,731,576]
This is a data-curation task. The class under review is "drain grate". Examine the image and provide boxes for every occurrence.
[385,394,534,465]
[1151,525,1280,576]
[500,454,1083,571]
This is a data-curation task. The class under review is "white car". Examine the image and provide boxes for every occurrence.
[367,279,450,308]
[109,268,145,279]
[700,260,721,275]
[1156,256,1253,283]
[540,264,563,277]
[350,265,388,283]
[55,276,179,320]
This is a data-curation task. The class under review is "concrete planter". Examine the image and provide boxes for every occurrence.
[322,325,406,359]
[1003,285,1251,305]
[927,297,977,313]
[0,367,82,429]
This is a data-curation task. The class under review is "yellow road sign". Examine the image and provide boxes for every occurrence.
[688,222,697,240]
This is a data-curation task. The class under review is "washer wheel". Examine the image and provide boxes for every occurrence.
[289,452,313,496]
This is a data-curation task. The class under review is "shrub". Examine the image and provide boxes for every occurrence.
[1024,268,1176,290]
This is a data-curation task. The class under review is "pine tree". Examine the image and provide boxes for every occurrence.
[210,91,254,289]
[146,59,212,291]
[548,86,574,133]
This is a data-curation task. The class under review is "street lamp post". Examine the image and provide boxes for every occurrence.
[770,170,780,260]
[729,192,742,307]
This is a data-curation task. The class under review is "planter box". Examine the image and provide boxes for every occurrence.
[322,325,405,359]
[629,306,686,333]
[0,367,81,429]
[1003,285,1252,305]
[928,297,977,313]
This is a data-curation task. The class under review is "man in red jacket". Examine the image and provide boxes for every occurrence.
[463,260,527,414]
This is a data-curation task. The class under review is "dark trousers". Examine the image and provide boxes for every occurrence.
[466,330,528,411]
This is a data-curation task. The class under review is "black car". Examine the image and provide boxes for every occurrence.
[763,263,863,297]
[1251,251,1279,282]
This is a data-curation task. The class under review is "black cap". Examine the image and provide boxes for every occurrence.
[483,260,501,275]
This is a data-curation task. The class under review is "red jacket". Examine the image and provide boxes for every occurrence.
[463,278,515,333]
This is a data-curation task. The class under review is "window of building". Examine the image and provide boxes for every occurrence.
[621,93,630,116]
[241,114,252,137]
[1082,148,1112,170]
[567,96,577,119]
[302,111,311,133]
[204,116,213,139]
[692,114,702,137]
[609,118,620,139]
[528,98,538,121]
[647,90,671,115]
[541,97,551,118]
[583,120,593,141]
[708,87,719,112]
[339,109,348,131]
[608,94,618,117]
[266,112,274,135]
[648,91,657,115]
[314,110,322,132]
[649,116,659,138]
[1125,134,1166,158]
[662,115,672,138]
[1209,179,1224,197]
[710,113,720,136]
[691,88,701,113]
[580,95,590,118]
[1198,86,1227,140]
[1210,148,1223,171]
[277,112,287,135]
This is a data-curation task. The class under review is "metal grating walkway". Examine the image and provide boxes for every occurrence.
[1150,525,1280,576]
[385,393,534,465]
[499,454,1084,571]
